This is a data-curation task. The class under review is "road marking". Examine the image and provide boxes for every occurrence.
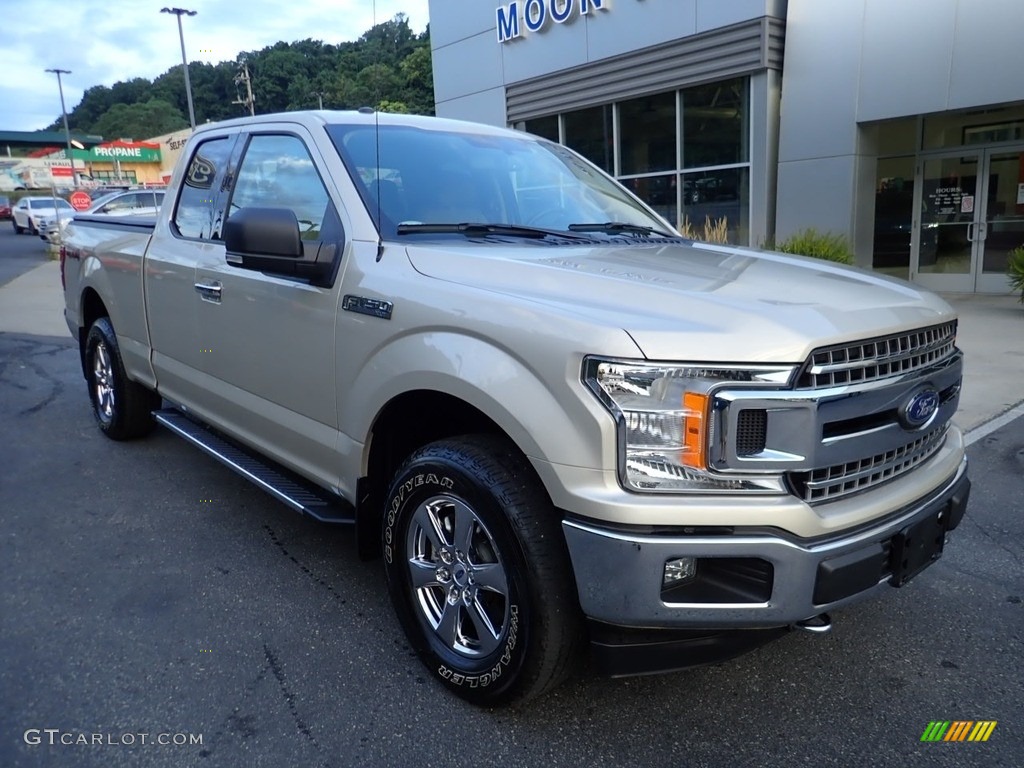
[965,402,1024,446]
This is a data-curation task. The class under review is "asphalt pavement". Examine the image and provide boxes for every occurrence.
[1,224,1022,767]
[0,331,1021,768]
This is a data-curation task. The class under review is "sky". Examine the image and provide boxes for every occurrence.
[0,0,430,132]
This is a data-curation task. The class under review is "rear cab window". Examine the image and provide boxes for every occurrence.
[172,136,236,240]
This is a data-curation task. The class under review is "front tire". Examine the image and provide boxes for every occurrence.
[84,317,160,440]
[383,436,583,707]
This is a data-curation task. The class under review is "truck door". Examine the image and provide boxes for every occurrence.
[146,134,237,411]
[191,128,346,490]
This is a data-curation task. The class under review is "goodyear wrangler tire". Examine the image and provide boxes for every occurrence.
[383,435,583,706]
[85,317,160,440]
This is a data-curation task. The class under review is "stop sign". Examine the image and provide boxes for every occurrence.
[69,191,92,211]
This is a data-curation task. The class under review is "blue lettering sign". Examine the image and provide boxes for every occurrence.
[497,2,521,42]
[550,0,572,23]
[497,0,612,44]
[524,0,546,32]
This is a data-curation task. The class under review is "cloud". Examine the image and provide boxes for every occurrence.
[0,0,429,131]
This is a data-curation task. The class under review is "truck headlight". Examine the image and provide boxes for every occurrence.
[584,358,794,493]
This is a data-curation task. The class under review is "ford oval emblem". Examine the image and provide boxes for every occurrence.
[901,388,940,430]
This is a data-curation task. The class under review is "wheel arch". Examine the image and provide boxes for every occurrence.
[360,391,507,561]
[345,330,618,559]
[77,287,110,378]
[356,389,549,560]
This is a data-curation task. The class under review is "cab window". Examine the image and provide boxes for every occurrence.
[229,134,331,241]
[173,137,234,240]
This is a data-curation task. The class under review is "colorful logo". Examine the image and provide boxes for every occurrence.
[920,721,997,742]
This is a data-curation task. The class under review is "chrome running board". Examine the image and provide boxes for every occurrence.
[154,408,355,524]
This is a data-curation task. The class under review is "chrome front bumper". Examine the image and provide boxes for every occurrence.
[562,458,969,629]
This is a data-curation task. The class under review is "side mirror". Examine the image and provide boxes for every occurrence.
[223,207,337,286]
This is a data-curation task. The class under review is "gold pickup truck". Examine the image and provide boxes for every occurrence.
[61,110,969,706]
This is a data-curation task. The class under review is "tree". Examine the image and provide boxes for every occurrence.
[251,45,312,113]
[399,44,434,116]
[53,13,436,136]
[91,99,188,141]
[376,99,409,114]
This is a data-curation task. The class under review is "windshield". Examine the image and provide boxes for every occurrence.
[29,198,73,210]
[326,123,674,239]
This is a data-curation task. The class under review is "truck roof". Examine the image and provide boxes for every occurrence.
[190,110,528,140]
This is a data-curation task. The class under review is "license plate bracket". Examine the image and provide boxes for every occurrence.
[889,508,948,587]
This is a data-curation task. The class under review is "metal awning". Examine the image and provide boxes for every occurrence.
[0,130,105,149]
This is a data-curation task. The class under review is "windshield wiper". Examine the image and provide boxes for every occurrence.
[567,222,675,237]
[395,222,592,240]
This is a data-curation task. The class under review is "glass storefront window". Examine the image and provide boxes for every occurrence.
[524,77,752,243]
[923,103,1024,150]
[872,156,915,279]
[524,115,559,142]
[874,117,918,156]
[93,170,139,183]
[619,92,676,175]
[681,78,748,168]
[564,105,614,173]
[620,174,677,227]
[680,167,749,244]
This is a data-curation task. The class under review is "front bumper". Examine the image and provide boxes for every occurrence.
[563,459,969,631]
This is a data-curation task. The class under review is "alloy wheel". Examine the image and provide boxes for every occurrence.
[406,495,510,658]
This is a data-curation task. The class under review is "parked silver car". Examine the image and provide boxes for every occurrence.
[43,189,165,243]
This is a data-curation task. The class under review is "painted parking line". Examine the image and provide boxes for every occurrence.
[964,402,1024,447]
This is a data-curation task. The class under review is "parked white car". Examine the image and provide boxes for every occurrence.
[42,189,165,243]
[12,196,75,236]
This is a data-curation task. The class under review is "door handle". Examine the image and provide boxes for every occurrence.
[966,223,975,242]
[194,280,223,303]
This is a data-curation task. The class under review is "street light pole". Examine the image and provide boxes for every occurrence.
[45,67,79,188]
[161,7,197,129]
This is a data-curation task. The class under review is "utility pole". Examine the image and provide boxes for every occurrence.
[45,67,79,188]
[233,62,256,116]
[311,91,325,110]
[160,7,197,129]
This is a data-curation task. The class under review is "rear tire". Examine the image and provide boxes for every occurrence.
[383,435,583,707]
[13,219,23,234]
[84,317,160,440]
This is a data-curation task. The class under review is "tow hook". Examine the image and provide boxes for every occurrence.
[791,613,833,634]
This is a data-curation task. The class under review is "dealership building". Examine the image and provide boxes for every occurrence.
[428,0,1024,294]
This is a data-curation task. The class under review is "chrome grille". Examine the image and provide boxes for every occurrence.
[797,321,957,389]
[790,427,948,504]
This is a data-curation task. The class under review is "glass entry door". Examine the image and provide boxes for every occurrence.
[977,147,1024,293]
[913,146,1024,293]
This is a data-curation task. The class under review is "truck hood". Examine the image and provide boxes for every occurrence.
[404,240,956,363]
[26,205,69,218]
